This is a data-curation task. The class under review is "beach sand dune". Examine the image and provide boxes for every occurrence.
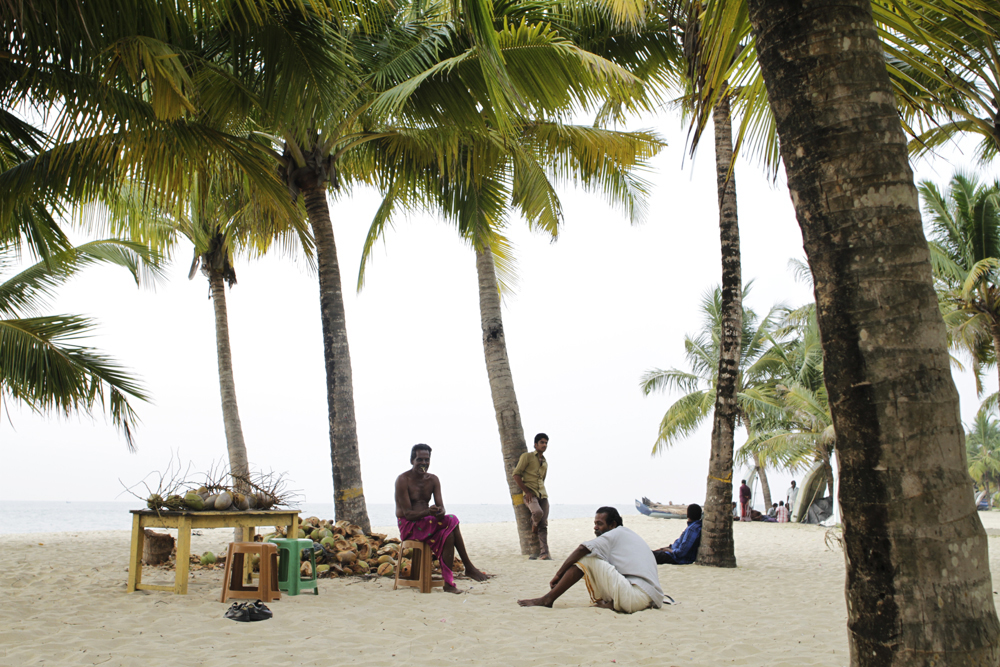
[4,512,1000,667]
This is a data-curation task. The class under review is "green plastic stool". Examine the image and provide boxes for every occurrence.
[271,537,319,596]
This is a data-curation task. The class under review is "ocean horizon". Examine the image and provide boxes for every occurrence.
[0,500,637,535]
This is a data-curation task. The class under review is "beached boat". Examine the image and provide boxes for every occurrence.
[635,498,686,519]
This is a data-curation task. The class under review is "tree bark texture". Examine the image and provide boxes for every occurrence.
[302,183,371,533]
[696,95,742,569]
[208,270,251,542]
[748,1,1000,664]
[476,248,537,555]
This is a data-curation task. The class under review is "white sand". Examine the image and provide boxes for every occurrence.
[4,512,1000,667]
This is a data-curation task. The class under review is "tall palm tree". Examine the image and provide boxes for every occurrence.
[641,285,779,511]
[360,121,663,553]
[966,406,1000,508]
[920,172,1000,396]
[742,0,1000,662]
[0,239,161,449]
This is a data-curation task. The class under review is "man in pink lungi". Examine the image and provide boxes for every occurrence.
[395,444,488,593]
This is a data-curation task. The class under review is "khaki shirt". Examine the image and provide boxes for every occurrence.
[513,451,547,498]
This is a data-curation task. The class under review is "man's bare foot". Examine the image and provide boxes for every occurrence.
[518,597,553,608]
[444,583,462,594]
[594,599,615,610]
[465,566,489,582]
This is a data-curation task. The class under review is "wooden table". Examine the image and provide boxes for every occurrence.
[127,509,301,595]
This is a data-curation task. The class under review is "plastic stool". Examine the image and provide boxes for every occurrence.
[271,538,319,596]
[220,542,280,603]
[393,540,444,593]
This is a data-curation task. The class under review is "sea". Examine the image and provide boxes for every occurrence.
[0,501,636,535]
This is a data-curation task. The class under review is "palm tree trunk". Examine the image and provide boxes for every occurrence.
[749,1,1000,663]
[208,270,250,542]
[697,93,742,568]
[475,248,537,555]
[302,183,371,533]
[753,453,772,508]
[990,322,1000,395]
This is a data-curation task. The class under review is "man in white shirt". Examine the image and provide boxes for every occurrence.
[517,507,663,613]
[786,480,799,517]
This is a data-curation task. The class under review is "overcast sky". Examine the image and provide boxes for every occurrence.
[1,116,985,515]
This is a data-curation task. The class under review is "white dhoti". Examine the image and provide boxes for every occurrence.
[575,555,653,613]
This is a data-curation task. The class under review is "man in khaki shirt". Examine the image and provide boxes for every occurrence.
[514,433,550,559]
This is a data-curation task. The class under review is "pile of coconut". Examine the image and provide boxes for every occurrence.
[145,485,280,512]
[263,516,464,580]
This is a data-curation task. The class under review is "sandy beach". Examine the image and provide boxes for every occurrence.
[4,511,1000,667]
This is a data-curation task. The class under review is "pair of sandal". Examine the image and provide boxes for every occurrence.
[223,600,273,622]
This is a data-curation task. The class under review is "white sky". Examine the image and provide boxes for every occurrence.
[0,116,986,515]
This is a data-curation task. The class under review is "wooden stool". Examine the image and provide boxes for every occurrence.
[393,540,444,593]
[220,542,280,603]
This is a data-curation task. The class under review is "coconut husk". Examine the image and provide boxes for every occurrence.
[336,550,357,564]
[301,561,313,578]
[370,533,387,542]
[142,530,174,565]
[377,562,395,576]
[333,539,352,552]
[377,554,395,565]
[383,537,401,545]
[356,543,373,560]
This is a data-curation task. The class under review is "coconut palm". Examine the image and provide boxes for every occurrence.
[359,121,663,553]
[0,239,161,449]
[966,406,1000,508]
[741,0,1000,662]
[641,285,780,508]
[920,172,1000,396]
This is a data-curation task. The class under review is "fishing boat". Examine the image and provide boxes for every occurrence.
[635,498,686,519]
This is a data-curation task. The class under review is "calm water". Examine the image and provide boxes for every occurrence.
[0,501,635,535]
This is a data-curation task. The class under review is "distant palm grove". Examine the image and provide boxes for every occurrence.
[3,1,1000,664]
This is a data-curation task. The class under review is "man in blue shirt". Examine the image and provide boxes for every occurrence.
[652,504,702,565]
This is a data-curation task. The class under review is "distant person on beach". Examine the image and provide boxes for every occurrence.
[517,507,663,613]
[395,444,488,592]
[739,480,752,521]
[786,481,799,514]
[767,503,777,519]
[731,501,739,519]
[776,501,790,523]
[652,504,702,565]
[513,433,550,560]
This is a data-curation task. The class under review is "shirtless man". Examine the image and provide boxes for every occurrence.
[394,444,488,593]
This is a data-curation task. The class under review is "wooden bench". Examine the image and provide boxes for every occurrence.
[127,509,300,595]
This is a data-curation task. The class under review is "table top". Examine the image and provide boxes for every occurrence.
[129,508,301,516]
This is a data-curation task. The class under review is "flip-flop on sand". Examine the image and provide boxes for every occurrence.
[223,600,273,622]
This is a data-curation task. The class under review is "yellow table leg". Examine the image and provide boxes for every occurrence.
[175,516,192,595]
[127,514,144,592]
[290,515,300,540]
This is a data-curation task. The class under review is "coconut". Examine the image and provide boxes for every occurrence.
[306,516,321,527]
[245,493,257,510]
[256,493,275,510]
[146,494,164,510]
[203,494,218,510]
[183,492,205,511]
[316,564,330,574]
[336,550,357,564]
[232,492,250,511]
[402,547,413,558]
[319,529,333,540]
[200,551,217,565]
[377,562,395,576]
[320,536,336,549]
[215,491,233,511]
[354,560,370,574]
[163,494,186,510]
[356,543,373,560]
[377,554,394,565]
[250,554,260,570]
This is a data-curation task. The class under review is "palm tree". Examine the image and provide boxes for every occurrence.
[360,121,663,553]
[641,285,779,512]
[742,0,1000,662]
[0,239,161,449]
[966,406,1000,508]
[920,172,1000,396]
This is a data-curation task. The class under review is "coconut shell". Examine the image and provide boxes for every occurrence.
[354,561,370,574]
[370,533,387,542]
[377,554,395,564]
[300,561,313,578]
[333,539,352,552]
[215,491,233,511]
[306,516,321,527]
[336,550,357,564]
[383,537,401,545]
[377,562,395,576]
[321,536,336,549]
[377,545,398,557]
[356,543,372,560]
[200,551,217,565]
